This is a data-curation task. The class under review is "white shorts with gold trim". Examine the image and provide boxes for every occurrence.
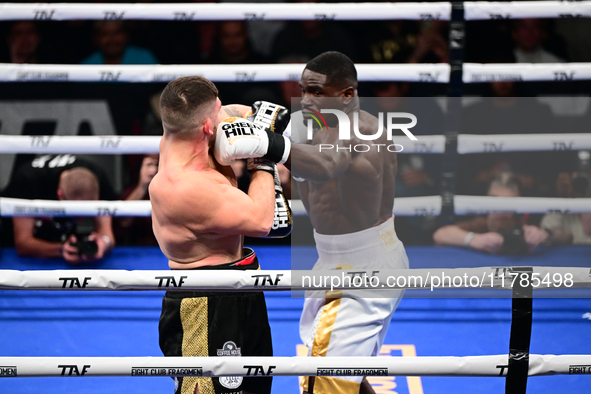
[299,217,408,393]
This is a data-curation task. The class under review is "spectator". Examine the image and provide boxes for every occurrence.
[407,21,449,64]
[276,55,309,108]
[209,21,267,64]
[210,21,278,104]
[115,154,159,246]
[3,155,116,264]
[512,19,565,63]
[433,172,552,254]
[270,1,356,62]
[583,212,591,238]
[359,20,418,64]
[539,170,591,245]
[4,21,47,64]
[81,21,158,64]
[457,91,559,196]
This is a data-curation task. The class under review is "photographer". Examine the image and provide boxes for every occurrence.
[3,155,116,265]
[433,172,552,254]
[539,170,591,245]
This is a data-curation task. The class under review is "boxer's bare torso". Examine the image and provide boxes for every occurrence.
[150,104,268,269]
[290,69,397,235]
[297,110,396,235]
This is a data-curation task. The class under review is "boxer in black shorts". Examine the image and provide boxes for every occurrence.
[150,77,290,394]
[159,248,272,394]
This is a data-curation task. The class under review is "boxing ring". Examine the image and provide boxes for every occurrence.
[1,2,591,394]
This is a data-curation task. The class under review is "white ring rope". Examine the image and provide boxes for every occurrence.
[4,63,591,83]
[0,2,452,21]
[0,267,589,291]
[3,134,591,155]
[0,63,451,83]
[464,63,591,83]
[2,2,591,21]
[454,196,591,215]
[465,1,591,21]
[0,197,444,218]
[0,354,588,377]
[0,135,161,154]
[0,135,448,154]
[458,134,591,154]
[2,195,591,218]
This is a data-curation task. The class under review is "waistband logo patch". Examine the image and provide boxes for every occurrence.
[218,341,243,389]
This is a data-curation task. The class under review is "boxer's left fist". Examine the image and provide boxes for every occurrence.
[246,101,290,135]
[214,117,290,166]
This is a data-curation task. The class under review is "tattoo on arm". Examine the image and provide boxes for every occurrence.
[222,107,243,118]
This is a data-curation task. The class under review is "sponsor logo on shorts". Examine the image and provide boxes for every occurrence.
[217,341,243,389]
[569,365,591,374]
[131,367,203,376]
[378,226,398,253]
[217,341,242,357]
[316,367,388,376]
[0,366,17,377]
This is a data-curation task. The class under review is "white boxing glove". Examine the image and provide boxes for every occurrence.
[214,117,290,166]
[285,110,310,144]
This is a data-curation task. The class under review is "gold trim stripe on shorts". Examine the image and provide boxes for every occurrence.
[180,297,215,394]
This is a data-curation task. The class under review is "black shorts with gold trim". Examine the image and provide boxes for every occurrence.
[159,248,273,394]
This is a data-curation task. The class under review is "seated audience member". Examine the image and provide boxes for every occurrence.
[3,155,116,264]
[115,154,159,246]
[407,20,449,64]
[540,172,591,245]
[583,212,591,238]
[511,19,565,63]
[270,2,356,63]
[4,21,46,64]
[81,21,158,64]
[433,172,553,254]
[208,21,277,104]
[457,88,559,196]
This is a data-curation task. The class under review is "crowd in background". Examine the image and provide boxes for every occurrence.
[1,1,591,259]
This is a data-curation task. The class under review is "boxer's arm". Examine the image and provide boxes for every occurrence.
[13,217,62,258]
[218,105,252,122]
[287,131,351,182]
[179,172,275,237]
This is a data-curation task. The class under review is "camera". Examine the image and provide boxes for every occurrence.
[69,235,99,258]
[498,228,528,255]
[34,218,98,258]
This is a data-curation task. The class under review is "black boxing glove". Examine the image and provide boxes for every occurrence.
[264,164,293,238]
[246,101,290,135]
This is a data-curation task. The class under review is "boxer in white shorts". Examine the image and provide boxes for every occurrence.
[281,51,411,394]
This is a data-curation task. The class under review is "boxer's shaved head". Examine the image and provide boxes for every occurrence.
[305,51,358,90]
[160,76,219,134]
